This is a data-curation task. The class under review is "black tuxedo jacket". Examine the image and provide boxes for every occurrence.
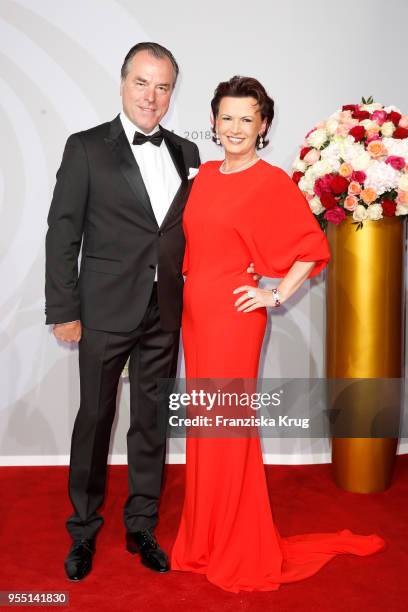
[45,115,200,332]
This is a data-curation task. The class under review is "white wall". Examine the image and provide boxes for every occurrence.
[1,0,407,465]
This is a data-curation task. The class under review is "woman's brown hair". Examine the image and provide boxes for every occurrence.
[211,76,275,149]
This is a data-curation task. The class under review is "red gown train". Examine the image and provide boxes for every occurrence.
[171,160,385,593]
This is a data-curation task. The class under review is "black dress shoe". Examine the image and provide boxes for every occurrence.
[126,529,169,573]
[64,539,95,581]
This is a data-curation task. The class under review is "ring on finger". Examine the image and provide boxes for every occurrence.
[247,290,256,298]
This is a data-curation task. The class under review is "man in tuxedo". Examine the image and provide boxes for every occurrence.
[45,42,200,581]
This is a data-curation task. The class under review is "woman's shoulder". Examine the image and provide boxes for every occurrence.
[198,160,222,171]
[258,160,291,180]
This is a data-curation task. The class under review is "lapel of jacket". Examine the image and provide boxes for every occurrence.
[104,115,158,226]
[160,127,190,229]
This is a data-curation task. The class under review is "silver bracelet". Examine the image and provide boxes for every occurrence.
[271,288,281,307]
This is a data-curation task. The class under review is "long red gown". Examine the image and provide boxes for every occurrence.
[170,159,385,593]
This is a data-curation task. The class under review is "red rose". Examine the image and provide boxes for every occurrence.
[292,171,304,184]
[320,192,337,209]
[352,110,370,121]
[330,175,349,195]
[314,174,333,197]
[300,147,312,160]
[324,206,347,225]
[342,104,358,112]
[351,170,366,183]
[393,127,408,139]
[349,126,366,142]
[381,199,397,217]
[387,111,402,126]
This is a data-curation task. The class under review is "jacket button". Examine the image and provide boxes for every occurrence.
[157,230,163,237]
[149,264,155,269]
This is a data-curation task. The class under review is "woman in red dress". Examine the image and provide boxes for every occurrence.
[171,76,385,592]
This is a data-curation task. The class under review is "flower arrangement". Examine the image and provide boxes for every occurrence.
[292,97,408,229]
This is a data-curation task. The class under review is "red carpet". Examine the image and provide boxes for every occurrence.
[0,456,407,611]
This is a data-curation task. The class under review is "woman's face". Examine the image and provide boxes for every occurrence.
[215,96,266,157]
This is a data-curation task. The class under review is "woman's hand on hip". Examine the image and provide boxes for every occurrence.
[233,286,276,312]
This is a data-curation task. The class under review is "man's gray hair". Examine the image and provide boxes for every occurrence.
[121,42,179,86]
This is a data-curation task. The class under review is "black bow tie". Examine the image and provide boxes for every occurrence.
[132,130,164,147]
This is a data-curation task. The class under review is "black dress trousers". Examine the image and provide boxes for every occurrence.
[66,284,179,540]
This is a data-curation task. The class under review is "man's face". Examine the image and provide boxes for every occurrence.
[120,50,175,133]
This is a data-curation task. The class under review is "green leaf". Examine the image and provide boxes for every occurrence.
[352,221,363,231]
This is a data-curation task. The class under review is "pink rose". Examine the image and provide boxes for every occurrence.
[338,110,353,122]
[399,115,408,129]
[340,117,359,129]
[366,134,382,144]
[397,190,408,204]
[344,195,358,211]
[304,149,321,164]
[385,156,406,170]
[348,181,361,196]
[324,206,347,225]
[351,170,367,183]
[371,110,388,125]
[336,124,351,137]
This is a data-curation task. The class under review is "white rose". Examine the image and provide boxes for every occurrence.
[293,158,307,173]
[381,121,395,137]
[360,119,378,131]
[330,110,341,121]
[340,139,364,163]
[382,137,408,160]
[398,174,408,191]
[384,105,402,114]
[309,197,325,215]
[361,103,384,112]
[353,204,368,222]
[298,174,315,194]
[351,152,371,171]
[306,128,328,149]
[366,203,383,220]
[396,202,408,216]
[310,159,332,178]
[326,118,339,135]
[364,160,400,195]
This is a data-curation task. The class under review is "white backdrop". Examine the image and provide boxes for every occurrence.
[1,0,407,465]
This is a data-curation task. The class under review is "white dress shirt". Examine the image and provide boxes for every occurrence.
[120,113,181,281]
[120,112,181,227]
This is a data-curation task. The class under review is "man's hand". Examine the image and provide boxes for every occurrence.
[53,320,82,343]
[247,262,261,283]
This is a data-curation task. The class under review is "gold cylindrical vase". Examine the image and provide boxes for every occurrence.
[326,215,406,492]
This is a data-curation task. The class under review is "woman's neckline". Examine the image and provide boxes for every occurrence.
[218,157,263,175]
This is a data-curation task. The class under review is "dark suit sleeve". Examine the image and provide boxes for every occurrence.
[45,133,89,324]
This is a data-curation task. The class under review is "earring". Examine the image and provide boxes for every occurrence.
[216,132,221,145]
[258,135,264,149]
